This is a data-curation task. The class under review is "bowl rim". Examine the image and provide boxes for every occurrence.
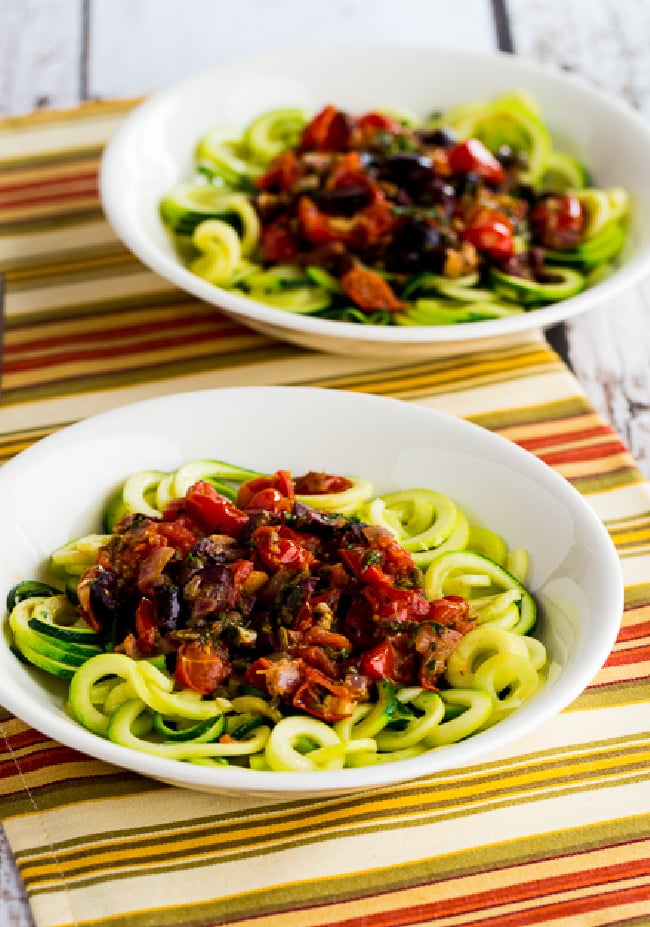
[99,42,650,348]
[0,386,625,794]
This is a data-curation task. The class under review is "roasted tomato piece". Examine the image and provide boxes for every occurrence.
[462,206,514,260]
[292,666,359,722]
[156,521,199,557]
[297,195,351,245]
[364,582,431,624]
[236,470,294,511]
[301,626,352,651]
[351,192,398,246]
[355,110,402,132]
[252,525,317,572]
[339,534,416,587]
[255,150,302,192]
[244,655,304,699]
[360,639,396,681]
[362,526,418,579]
[134,596,157,655]
[530,193,585,250]
[293,471,353,494]
[260,216,300,262]
[299,104,352,152]
[447,138,505,184]
[325,151,371,192]
[428,594,473,632]
[184,481,249,537]
[340,266,405,312]
[174,640,231,695]
[415,623,464,690]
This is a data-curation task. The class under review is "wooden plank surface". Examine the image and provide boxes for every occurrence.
[0,0,82,116]
[1,1,650,923]
[509,0,650,484]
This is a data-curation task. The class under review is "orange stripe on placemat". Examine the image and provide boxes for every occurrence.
[224,840,650,927]
[5,311,220,354]
[454,886,649,927]
[526,436,630,466]
[617,621,650,642]
[4,322,249,373]
[0,743,85,778]
[588,663,650,690]
[0,176,99,209]
[618,602,650,642]
[0,725,51,754]
[0,166,99,197]
[0,199,101,227]
[514,422,617,452]
[324,862,650,927]
[604,643,650,667]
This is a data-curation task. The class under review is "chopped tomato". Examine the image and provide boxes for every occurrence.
[296,644,341,679]
[340,266,405,312]
[364,582,431,624]
[415,624,464,690]
[385,633,417,684]
[427,594,474,631]
[325,151,369,191]
[462,206,514,259]
[298,195,350,245]
[447,138,505,184]
[362,527,417,579]
[243,656,274,693]
[350,191,397,246]
[156,521,199,557]
[260,217,300,262]
[244,655,304,698]
[360,639,396,681]
[299,105,352,152]
[530,193,584,250]
[302,626,352,651]
[245,488,289,512]
[293,470,353,494]
[339,533,415,585]
[355,111,401,132]
[184,481,249,537]
[292,666,359,722]
[161,498,194,525]
[252,525,316,572]
[174,640,231,695]
[236,470,294,511]
[255,150,302,192]
[135,596,157,654]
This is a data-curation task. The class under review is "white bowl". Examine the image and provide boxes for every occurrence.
[0,387,623,796]
[100,44,650,358]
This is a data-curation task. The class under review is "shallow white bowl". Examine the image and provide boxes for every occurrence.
[100,44,650,358]
[0,387,623,795]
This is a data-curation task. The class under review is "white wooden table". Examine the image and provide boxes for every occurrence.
[1,1,650,923]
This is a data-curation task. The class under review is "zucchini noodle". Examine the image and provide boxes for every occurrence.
[243,108,309,162]
[196,127,264,186]
[8,459,548,772]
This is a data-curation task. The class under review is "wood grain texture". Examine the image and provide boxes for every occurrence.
[509,0,650,478]
[0,0,82,117]
[86,0,495,100]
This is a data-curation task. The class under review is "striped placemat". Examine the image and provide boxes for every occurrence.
[1,101,649,927]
